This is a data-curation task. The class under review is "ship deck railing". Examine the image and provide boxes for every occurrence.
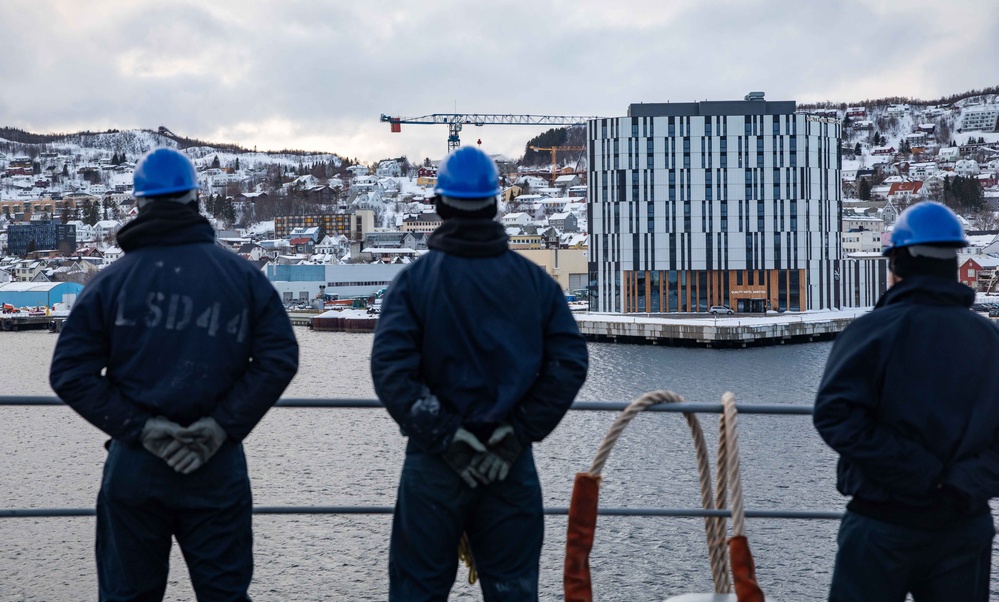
[0,396,841,521]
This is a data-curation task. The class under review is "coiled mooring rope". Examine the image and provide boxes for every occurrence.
[584,390,748,594]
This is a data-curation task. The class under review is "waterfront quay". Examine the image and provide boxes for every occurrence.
[1,314,67,333]
[576,310,867,348]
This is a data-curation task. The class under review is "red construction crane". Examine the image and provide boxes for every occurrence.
[380,113,600,153]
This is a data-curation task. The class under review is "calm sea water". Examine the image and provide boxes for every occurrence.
[0,327,995,601]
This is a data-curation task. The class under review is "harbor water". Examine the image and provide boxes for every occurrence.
[1,328,996,600]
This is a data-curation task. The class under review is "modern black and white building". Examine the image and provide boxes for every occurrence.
[587,95,849,313]
[7,222,77,257]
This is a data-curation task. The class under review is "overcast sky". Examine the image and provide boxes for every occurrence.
[1,1,996,164]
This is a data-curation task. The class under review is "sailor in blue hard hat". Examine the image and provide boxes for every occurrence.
[815,200,999,601]
[51,146,298,600]
[432,145,504,219]
[372,146,588,600]
[132,147,201,208]
[883,200,968,281]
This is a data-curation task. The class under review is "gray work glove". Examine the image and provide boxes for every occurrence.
[141,416,187,461]
[441,427,489,488]
[169,417,228,475]
[473,424,523,483]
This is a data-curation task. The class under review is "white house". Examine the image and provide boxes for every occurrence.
[289,227,322,242]
[376,160,402,177]
[501,212,532,227]
[516,175,549,191]
[939,147,961,161]
[554,174,581,190]
[954,159,980,177]
[104,246,124,263]
[908,162,938,179]
[94,220,122,241]
[315,234,350,257]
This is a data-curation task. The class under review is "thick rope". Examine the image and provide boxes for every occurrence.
[587,390,686,476]
[722,392,746,538]
[695,410,730,594]
[713,406,732,592]
[586,390,730,593]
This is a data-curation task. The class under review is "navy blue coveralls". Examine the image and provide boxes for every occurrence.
[371,218,588,601]
[814,275,999,602]
[50,202,299,601]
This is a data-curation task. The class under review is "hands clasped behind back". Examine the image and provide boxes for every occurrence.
[473,423,523,483]
[441,424,526,488]
[140,416,228,474]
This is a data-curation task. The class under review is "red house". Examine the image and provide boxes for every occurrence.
[959,257,983,289]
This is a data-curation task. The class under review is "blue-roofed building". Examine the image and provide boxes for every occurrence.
[264,263,405,304]
[0,281,84,309]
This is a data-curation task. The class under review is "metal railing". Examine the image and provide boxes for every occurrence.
[0,396,842,521]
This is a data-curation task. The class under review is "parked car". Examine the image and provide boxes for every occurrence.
[709,305,734,315]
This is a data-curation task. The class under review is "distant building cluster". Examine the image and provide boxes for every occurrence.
[2,95,998,313]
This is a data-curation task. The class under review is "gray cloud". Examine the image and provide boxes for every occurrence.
[1,0,996,162]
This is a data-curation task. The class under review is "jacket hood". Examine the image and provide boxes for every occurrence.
[876,275,975,310]
[116,201,216,252]
[427,218,508,257]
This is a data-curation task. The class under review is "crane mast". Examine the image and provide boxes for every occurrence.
[380,113,600,153]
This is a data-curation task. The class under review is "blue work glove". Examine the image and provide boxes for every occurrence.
[441,427,489,488]
[473,423,523,483]
[169,417,228,475]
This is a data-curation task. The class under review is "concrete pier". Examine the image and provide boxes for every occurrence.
[0,315,67,333]
[575,311,867,348]
[309,309,378,333]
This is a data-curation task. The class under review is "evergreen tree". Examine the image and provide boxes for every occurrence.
[212,155,221,169]
[222,198,236,225]
[235,157,240,171]
[83,200,99,226]
[62,164,69,177]
[858,178,871,201]
[854,142,862,156]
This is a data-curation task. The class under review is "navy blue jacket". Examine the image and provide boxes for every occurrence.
[814,275,999,512]
[50,202,298,444]
[370,218,588,454]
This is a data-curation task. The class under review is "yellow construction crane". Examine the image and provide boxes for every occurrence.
[529,145,585,186]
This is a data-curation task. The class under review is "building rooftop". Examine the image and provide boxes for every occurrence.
[627,99,797,118]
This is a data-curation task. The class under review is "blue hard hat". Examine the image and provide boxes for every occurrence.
[434,147,501,199]
[883,201,967,255]
[133,148,199,198]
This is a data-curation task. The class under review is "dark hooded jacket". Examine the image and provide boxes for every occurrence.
[50,202,298,444]
[370,218,588,454]
[814,275,999,525]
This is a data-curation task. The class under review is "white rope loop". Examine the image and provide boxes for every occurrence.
[585,390,732,593]
[587,390,686,476]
